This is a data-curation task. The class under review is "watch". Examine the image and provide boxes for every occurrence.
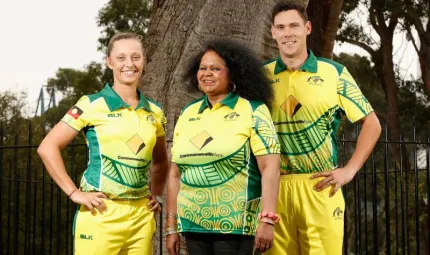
[154,195,164,204]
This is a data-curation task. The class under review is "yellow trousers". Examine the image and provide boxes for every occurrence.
[73,198,156,255]
[265,174,345,255]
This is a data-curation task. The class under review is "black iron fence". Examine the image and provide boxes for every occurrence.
[0,122,429,255]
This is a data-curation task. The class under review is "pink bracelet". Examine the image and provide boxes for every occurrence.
[258,211,280,222]
[68,188,78,198]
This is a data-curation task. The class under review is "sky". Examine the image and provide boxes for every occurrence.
[0,1,420,116]
[0,0,109,114]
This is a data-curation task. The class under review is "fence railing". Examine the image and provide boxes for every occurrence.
[0,122,429,255]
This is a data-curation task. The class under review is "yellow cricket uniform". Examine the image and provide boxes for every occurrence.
[264,50,373,255]
[62,83,166,254]
[171,93,280,236]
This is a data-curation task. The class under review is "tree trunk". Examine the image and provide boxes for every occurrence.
[380,38,401,142]
[307,0,325,56]
[419,41,430,99]
[373,38,407,168]
[404,0,430,99]
[322,0,344,59]
[141,1,329,254]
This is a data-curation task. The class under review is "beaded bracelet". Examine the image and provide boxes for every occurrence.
[258,211,280,223]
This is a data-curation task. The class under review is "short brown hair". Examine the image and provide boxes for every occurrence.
[271,1,308,23]
[106,32,144,57]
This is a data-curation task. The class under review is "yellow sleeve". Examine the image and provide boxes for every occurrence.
[337,67,374,123]
[170,115,184,163]
[155,109,167,137]
[61,96,91,131]
[250,104,280,156]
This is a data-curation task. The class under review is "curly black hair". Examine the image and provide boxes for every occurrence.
[183,38,273,109]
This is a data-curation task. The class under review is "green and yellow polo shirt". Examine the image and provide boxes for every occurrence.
[264,50,373,175]
[171,93,280,235]
[62,84,166,199]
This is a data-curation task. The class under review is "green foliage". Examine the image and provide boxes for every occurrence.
[335,52,429,254]
[46,62,104,102]
[335,53,430,138]
[0,90,27,124]
[0,90,29,145]
[96,0,152,53]
[40,62,103,126]
[397,80,430,138]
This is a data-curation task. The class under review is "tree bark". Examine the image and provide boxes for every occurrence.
[418,41,430,99]
[307,0,325,56]
[404,0,430,99]
[338,0,402,146]
[322,0,344,59]
[380,37,401,141]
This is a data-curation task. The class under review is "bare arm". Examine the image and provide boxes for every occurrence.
[313,112,381,196]
[166,163,180,219]
[150,136,169,196]
[166,163,181,255]
[37,121,108,213]
[37,122,80,196]
[254,153,280,253]
[256,154,280,213]
[343,112,381,174]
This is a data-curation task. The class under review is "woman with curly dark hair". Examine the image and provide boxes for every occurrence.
[165,38,281,255]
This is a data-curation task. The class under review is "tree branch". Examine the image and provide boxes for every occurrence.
[401,21,420,53]
[371,0,388,34]
[336,35,377,58]
[388,10,400,32]
[404,0,427,41]
[369,3,383,36]
[427,1,430,36]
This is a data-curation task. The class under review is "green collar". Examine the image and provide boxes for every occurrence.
[198,92,240,114]
[101,83,152,112]
[274,49,318,74]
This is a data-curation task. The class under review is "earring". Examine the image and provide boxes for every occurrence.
[231,82,237,92]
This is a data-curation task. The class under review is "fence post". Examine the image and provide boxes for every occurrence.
[41,128,46,255]
[400,134,406,255]
[413,123,420,254]
[13,133,19,255]
[0,124,3,255]
[384,124,390,254]
[25,122,32,255]
[427,135,430,255]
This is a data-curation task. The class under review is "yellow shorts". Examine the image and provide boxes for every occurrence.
[264,174,345,255]
[73,198,156,255]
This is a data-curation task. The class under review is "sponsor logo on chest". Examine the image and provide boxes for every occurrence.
[307,75,324,86]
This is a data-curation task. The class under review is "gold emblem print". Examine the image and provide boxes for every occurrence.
[224,112,240,121]
[190,131,213,150]
[127,134,146,155]
[147,115,156,123]
[281,95,302,118]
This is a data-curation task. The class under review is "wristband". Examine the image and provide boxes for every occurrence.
[258,211,280,222]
